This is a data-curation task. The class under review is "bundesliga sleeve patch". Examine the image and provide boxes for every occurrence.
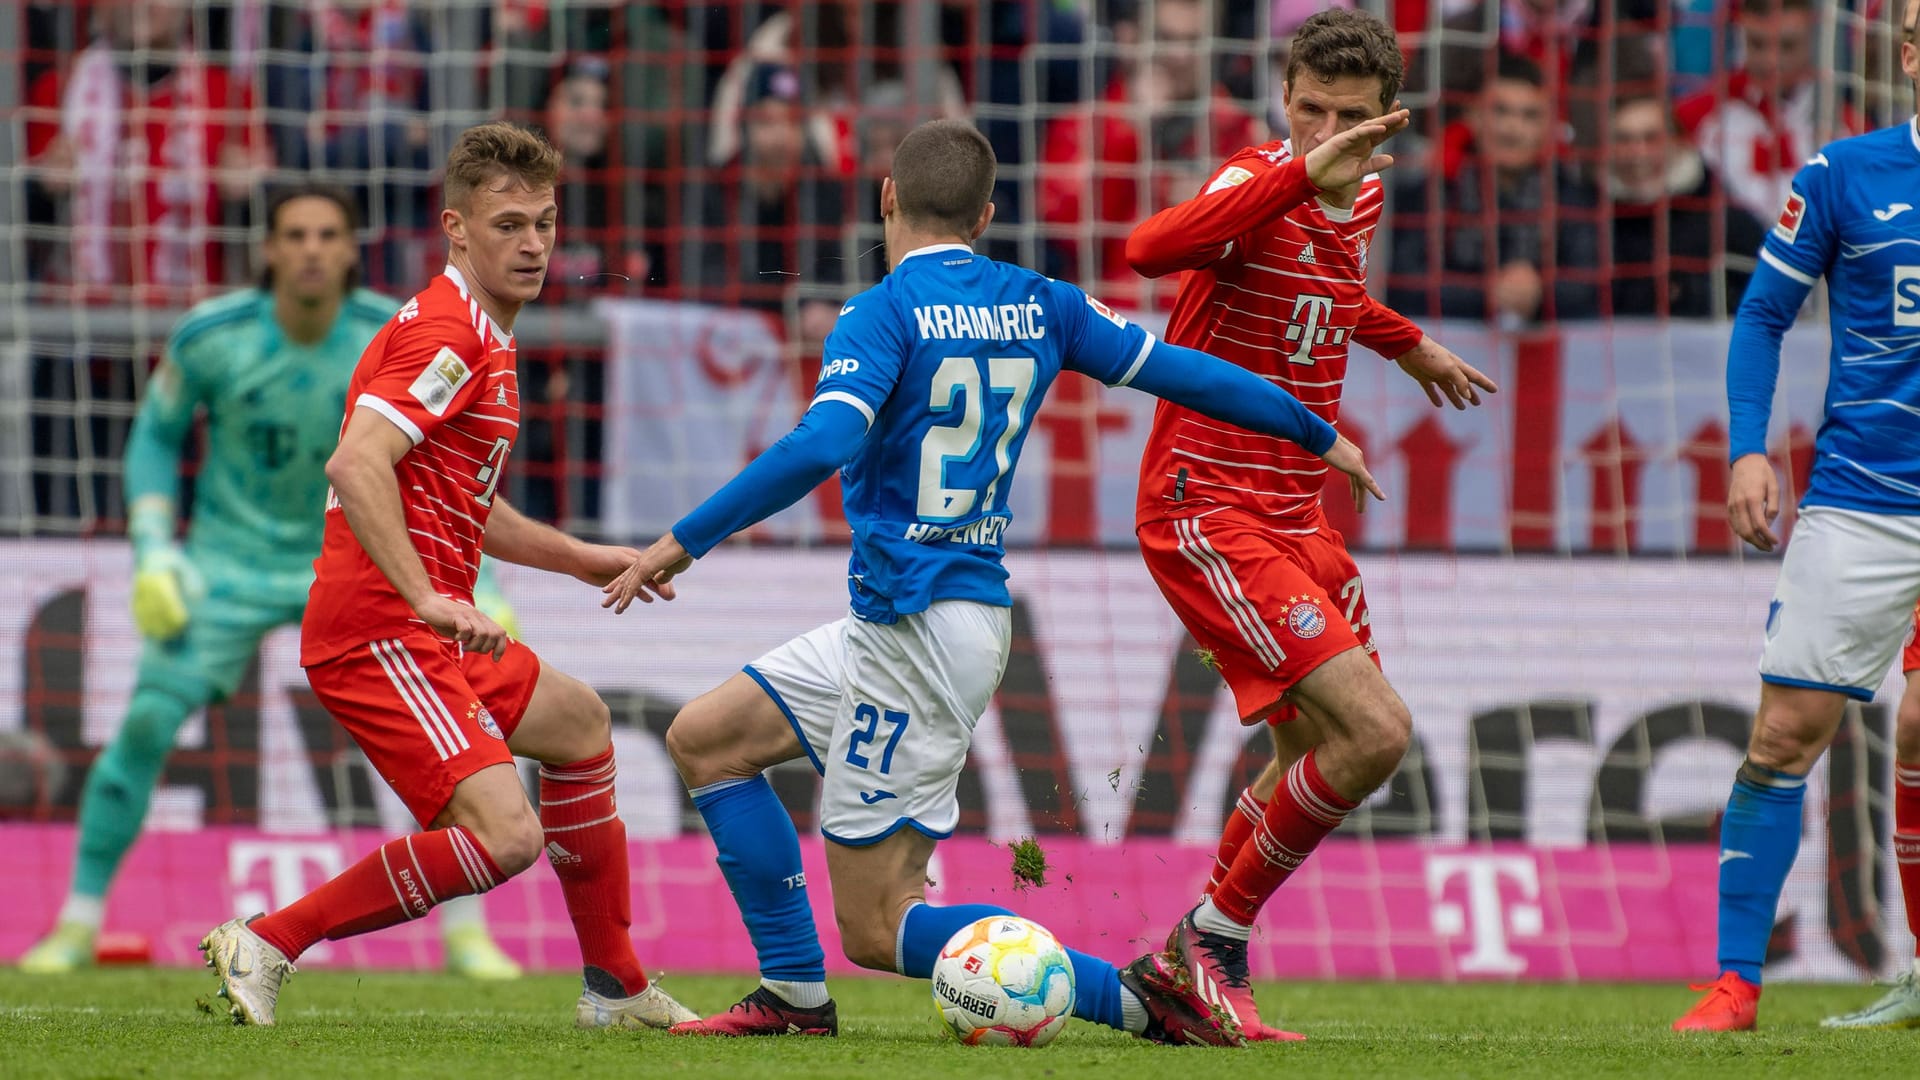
[1084,294,1128,328]
[1774,190,1807,244]
[1203,165,1254,195]
[409,347,474,416]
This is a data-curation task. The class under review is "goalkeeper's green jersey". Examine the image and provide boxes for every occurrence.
[126,288,400,592]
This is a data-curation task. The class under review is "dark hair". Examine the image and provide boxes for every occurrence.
[444,121,564,211]
[258,183,360,291]
[1285,9,1404,113]
[890,119,996,238]
[1492,51,1546,91]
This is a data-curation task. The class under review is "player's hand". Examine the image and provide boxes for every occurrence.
[1321,434,1385,513]
[1303,108,1411,192]
[1727,453,1781,553]
[471,583,522,640]
[130,545,204,641]
[602,536,694,614]
[568,541,647,589]
[1394,336,1499,410]
[414,595,510,661]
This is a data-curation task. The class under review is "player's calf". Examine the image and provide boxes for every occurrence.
[438,764,545,876]
[665,673,806,789]
[1291,649,1411,800]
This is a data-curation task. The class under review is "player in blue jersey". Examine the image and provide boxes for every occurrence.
[1674,9,1920,1032]
[18,185,523,980]
[602,117,1402,1044]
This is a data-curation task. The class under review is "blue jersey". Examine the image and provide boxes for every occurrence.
[814,244,1156,621]
[1733,120,1920,513]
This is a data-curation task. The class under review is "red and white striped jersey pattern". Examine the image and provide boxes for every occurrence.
[1133,140,1417,532]
[303,266,521,665]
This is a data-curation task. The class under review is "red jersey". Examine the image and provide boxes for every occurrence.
[1129,141,1423,530]
[302,267,522,665]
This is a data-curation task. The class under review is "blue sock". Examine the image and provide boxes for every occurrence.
[896,902,1130,1030]
[1715,760,1807,984]
[691,776,825,983]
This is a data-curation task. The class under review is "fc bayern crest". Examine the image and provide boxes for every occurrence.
[470,703,504,740]
[1288,602,1327,639]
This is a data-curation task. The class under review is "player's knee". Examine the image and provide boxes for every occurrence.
[1895,694,1920,762]
[1746,708,1826,773]
[118,688,193,761]
[665,701,733,788]
[471,808,543,879]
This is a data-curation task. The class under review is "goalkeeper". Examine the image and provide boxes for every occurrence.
[21,185,523,979]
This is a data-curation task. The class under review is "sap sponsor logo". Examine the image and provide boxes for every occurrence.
[913,302,1045,341]
[1774,190,1807,244]
[817,357,861,382]
[905,516,1010,546]
[933,972,999,1019]
[1894,267,1920,327]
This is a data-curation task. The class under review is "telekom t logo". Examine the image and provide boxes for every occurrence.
[1425,853,1544,975]
[1281,294,1349,365]
[230,841,345,961]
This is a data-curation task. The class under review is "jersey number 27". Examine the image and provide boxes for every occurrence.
[917,355,1037,522]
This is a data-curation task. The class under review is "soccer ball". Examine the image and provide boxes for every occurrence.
[930,915,1076,1047]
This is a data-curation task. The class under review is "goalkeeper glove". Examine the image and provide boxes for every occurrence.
[130,544,205,642]
[472,580,521,641]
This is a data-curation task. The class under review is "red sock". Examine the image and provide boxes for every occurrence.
[541,747,649,995]
[252,825,501,960]
[1211,750,1356,926]
[1896,762,1920,957]
[1205,787,1268,897]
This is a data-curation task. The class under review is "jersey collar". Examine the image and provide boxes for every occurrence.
[898,243,974,264]
[441,264,515,346]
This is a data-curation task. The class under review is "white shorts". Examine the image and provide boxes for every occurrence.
[1760,506,1920,699]
[743,601,1012,845]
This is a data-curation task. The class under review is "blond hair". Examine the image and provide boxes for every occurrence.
[443,122,563,210]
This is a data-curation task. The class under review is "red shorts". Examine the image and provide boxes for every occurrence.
[305,633,542,825]
[1138,507,1378,724]
[1905,607,1920,674]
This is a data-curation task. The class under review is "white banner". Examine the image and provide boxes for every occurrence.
[594,302,1834,552]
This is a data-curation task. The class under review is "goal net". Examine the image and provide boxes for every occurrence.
[0,0,1911,982]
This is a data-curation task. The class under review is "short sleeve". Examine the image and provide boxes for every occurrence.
[1757,152,1838,286]
[353,313,488,446]
[1048,279,1156,387]
[810,295,909,428]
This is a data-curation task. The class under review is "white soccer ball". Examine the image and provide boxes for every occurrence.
[930,915,1076,1047]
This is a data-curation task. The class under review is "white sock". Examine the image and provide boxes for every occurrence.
[1119,985,1149,1033]
[1192,898,1252,942]
[762,978,830,1009]
[56,894,105,931]
[436,893,486,933]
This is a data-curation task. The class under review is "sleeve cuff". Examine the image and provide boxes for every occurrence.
[356,393,425,446]
[1112,332,1158,388]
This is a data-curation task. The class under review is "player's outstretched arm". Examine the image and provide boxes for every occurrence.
[1126,109,1410,279]
[601,401,870,613]
[1119,339,1383,508]
[482,497,640,588]
[326,407,509,658]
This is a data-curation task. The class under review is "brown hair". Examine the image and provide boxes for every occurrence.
[443,121,563,211]
[1286,9,1405,113]
[890,119,997,238]
[258,182,360,290]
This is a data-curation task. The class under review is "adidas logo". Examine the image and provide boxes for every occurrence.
[1298,242,1317,264]
[546,840,581,865]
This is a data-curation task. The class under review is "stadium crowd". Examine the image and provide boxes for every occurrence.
[7,0,1899,528]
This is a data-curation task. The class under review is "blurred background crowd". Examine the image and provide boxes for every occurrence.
[4,0,1911,530]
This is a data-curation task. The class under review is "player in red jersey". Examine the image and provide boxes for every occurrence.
[1128,11,1498,1039]
[196,122,694,1030]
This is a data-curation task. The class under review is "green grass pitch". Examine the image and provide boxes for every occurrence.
[3,969,1919,1078]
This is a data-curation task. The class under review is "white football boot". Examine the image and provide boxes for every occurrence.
[575,983,700,1030]
[1822,968,1920,1030]
[200,917,294,1026]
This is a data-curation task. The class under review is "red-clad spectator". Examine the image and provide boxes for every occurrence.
[1676,0,1851,226]
[1039,0,1257,298]
[24,1,265,303]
